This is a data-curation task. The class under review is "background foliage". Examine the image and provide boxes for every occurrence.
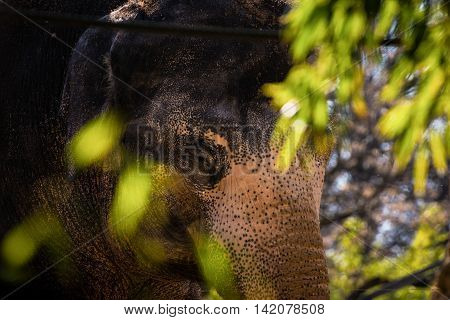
[265,0,449,197]
[266,0,450,299]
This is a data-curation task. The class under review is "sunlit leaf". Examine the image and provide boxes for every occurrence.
[109,163,154,237]
[394,126,422,171]
[68,110,124,168]
[445,125,450,156]
[1,211,66,269]
[413,145,429,196]
[1,226,37,268]
[262,83,296,109]
[429,130,448,175]
[206,288,224,300]
[413,69,445,125]
[190,232,240,299]
[276,119,309,172]
[337,76,353,103]
[374,1,400,40]
[352,94,368,119]
[346,10,366,42]
[377,102,413,139]
[312,97,329,130]
[380,59,414,102]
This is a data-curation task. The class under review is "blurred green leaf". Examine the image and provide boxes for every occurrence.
[109,163,154,237]
[68,110,124,168]
[109,161,172,239]
[413,144,430,196]
[429,130,448,175]
[377,102,413,139]
[276,119,309,172]
[1,211,67,269]
[394,126,422,171]
[1,226,37,268]
[352,93,368,119]
[374,1,399,40]
[267,0,449,187]
[190,232,240,299]
[312,97,329,131]
[445,125,450,156]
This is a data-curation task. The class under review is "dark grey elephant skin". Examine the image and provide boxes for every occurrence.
[0,0,126,299]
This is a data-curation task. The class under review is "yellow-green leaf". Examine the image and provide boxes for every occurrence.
[413,145,429,197]
[377,102,413,139]
[312,97,329,130]
[374,1,400,40]
[352,94,368,119]
[429,130,447,175]
[276,119,309,172]
[394,126,423,171]
[1,225,37,268]
[445,125,450,156]
[190,232,240,299]
[68,110,124,168]
[109,163,154,237]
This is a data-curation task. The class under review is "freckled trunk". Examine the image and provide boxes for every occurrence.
[220,206,329,299]
[207,155,329,299]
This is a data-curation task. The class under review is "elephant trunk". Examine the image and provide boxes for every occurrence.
[207,157,330,299]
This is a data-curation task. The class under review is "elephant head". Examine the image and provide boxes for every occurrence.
[61,0,330,299]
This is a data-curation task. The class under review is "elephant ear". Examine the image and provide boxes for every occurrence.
[61,2,150,142]
[60,28,117,146]
[60,9,143,173]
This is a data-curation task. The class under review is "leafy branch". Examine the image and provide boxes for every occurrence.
[265,0,449,196]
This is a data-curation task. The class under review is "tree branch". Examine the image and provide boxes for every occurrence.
[350,260,443,300]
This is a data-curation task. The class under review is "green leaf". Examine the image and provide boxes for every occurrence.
[67,110,124,168]
[109,163,154,237]
[429,130,448,175]
[312,96,329,131]
[377,102,413,139]
[1,211,64,268]
[1,226,37,268]
[190,232,240,299]
[276,119,309,172]
[394,126,423,171]
[352,93,368,119]
[445,125,450,156]
[374,1,400,40]
[413,144,429,197]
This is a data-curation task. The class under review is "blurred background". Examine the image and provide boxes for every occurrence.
[321,66,449,298]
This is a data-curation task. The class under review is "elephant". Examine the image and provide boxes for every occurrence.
[1,0,330,299]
